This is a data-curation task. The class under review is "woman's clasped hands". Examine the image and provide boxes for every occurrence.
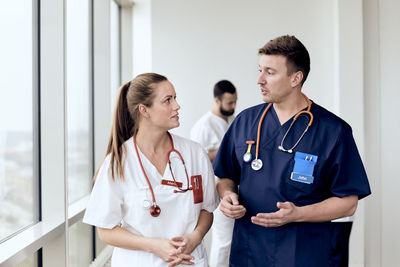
[152,231,202,266]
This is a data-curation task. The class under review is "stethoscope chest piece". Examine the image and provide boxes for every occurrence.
[251,158,263,171]
[143,200,152,209]
[143,200,161,217]
[150,205,161,217]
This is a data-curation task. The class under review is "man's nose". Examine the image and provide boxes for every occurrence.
[257,73,266,84]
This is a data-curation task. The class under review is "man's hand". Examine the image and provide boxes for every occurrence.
[251,201,299,227]
[220,192,246,219]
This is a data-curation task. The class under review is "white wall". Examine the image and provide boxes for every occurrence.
[151,0,336,139]
[364,0,400,266]
[379,1,400,265]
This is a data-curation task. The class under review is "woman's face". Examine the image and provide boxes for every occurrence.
[146,80,181,131]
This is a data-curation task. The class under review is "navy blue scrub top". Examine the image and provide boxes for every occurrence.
[213,101,371,267]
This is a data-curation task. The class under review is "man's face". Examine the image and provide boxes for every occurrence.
[217,92,237,116]
[257,54,295,104]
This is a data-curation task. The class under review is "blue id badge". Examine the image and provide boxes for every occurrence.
[290,152,318,184]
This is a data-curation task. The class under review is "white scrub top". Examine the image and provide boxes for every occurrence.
[190,111,234,152]
[83,134,219,267]
[190,111,235,267]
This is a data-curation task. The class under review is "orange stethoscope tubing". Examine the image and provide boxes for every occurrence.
[254,93,314,158]
[133,133,191,217]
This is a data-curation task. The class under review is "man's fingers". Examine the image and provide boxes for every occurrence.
[220,194,246,218]
[256,211,282,219]
[277,201,291,209]
[251,214,281,227]
[220,205,246,218]
[220,201,246,212]
[220,198,246,211]
[228,194,240,205]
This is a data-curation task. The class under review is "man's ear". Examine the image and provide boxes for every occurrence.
[291,71,304,87]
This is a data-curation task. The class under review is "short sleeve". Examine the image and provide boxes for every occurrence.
[325,125,371,200]
[190,123,218,152]
[82,156,124,228]
[213,119,241,184]
[199,148,220,212]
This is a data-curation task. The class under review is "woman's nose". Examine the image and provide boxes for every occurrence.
[173,99,180,110]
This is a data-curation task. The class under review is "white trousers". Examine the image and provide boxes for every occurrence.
[209,204,235,267]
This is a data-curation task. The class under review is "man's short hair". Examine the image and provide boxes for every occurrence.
[258,35,310,85]
[213,80,236,99]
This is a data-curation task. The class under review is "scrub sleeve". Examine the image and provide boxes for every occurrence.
[83,156,123,229]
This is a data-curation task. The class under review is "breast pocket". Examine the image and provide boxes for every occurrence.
[285,152,320,203]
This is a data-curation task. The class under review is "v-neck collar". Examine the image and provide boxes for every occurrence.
[270,103,311,128]
[135,143,169,180]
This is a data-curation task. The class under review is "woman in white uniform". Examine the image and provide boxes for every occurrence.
[83,73,219,267]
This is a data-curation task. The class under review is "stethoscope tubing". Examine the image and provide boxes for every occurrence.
[133,132,191,217]
[254,93,314,158]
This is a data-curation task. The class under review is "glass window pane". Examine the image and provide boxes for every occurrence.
[0,1,38,242]
[110,0,121,113]
[69,221,92,267]
[66,0,92,204]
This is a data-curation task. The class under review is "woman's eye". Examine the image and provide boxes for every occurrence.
[165,98,171,103]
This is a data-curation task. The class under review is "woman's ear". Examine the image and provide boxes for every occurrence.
[138,104,150,118]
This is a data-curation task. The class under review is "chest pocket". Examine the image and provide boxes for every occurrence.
[285,152,324,205]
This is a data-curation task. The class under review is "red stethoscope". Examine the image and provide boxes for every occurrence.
[133,132,192,217]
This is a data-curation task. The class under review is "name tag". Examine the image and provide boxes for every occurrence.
[161,179,183,188]
[291,172,314,184]
[290,152,318,184]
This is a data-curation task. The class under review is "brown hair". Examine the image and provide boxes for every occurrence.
[258,35,310,85]
[96,73,168,181]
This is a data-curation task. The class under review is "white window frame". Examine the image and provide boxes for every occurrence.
[0,0,136,264]
[0,0,93,265]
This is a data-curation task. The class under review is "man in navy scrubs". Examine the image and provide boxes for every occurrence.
[213,35,371,267]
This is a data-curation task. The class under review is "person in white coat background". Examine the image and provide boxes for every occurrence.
[83,73,219,267]
[190,80,237,267]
